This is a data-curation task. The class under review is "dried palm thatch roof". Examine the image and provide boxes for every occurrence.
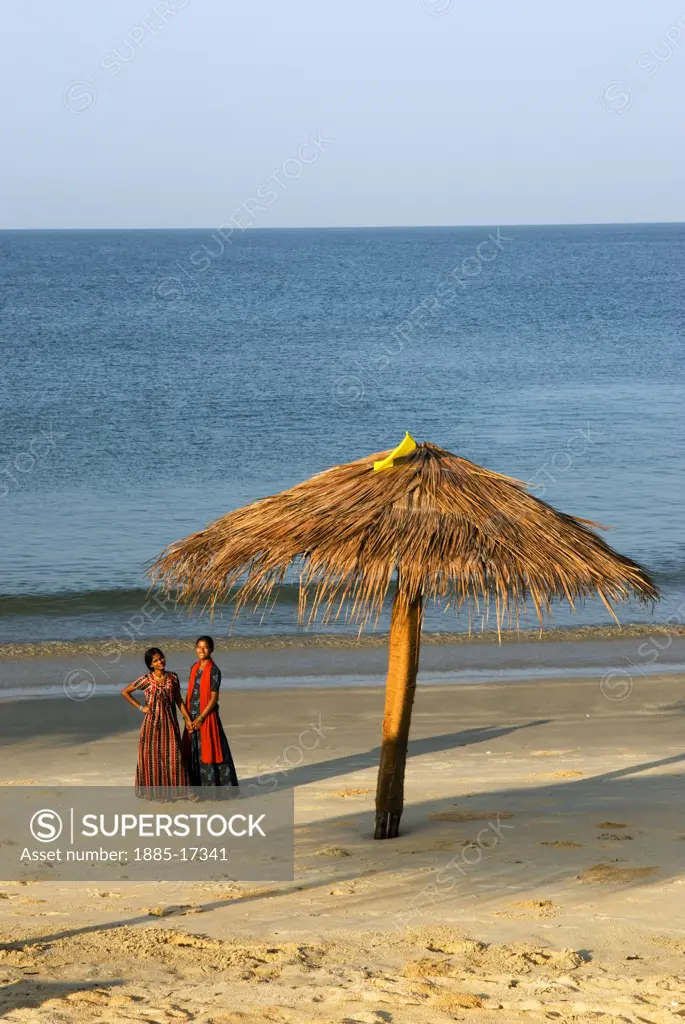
[150,442,658,632]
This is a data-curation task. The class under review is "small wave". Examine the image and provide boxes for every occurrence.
[651,560,685,588]
[1,555,683,619]
[0,582,308,618]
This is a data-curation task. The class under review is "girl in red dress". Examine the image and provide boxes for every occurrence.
[122,647,192,799]
[182,636,239,794]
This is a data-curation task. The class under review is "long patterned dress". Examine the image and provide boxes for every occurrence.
[131,671,190,799]
[185,663,239,793]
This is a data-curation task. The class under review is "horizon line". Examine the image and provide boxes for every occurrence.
[1,219,684,232]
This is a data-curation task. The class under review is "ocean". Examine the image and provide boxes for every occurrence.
[1,224,683,645]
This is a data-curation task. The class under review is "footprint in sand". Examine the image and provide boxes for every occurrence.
[577,864,657,884]
[429,810,514,822]
[341,1016,393,1024]
[206,1014,287,1024]
[536,770,585,779]
[145,905,193,917]
[400,840,471,854]
[531,749,577,757]
[402,957,455,979]
[496,899,558,919]
[324,788,374,798]
[65,989,138,1007]
[430,992,484,1011]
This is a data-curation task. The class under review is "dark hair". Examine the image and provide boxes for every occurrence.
[195,635,215,653]
[144,647,165,670]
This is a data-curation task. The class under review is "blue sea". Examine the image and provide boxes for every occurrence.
[0,224,683,644]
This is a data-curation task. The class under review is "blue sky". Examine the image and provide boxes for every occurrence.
[2,0,684,228]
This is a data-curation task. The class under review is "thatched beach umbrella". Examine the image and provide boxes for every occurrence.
[150,434,658,839]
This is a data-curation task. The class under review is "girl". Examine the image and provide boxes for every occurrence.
[183,636,239,792]
[122,647,192,799]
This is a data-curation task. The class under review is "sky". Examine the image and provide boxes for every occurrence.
[1,0,684,229]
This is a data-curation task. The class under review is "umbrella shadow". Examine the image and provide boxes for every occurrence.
[293,751,685,907]
[4,753,685,956]
[241,719,551,793]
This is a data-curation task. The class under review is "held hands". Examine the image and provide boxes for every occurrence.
[186,716,203,733]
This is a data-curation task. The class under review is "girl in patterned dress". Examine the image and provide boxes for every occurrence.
[182,636,239,795]
[121,647,192,799]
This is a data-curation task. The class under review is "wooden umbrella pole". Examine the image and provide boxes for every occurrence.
[374,588,423,840]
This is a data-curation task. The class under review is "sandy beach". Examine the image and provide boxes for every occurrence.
[2,648,685,1022]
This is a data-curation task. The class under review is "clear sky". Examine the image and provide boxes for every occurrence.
[2,0,684,228]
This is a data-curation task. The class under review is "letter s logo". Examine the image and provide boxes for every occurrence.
[30,810,63,843]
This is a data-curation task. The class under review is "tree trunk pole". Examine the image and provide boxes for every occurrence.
[374,590,422,839]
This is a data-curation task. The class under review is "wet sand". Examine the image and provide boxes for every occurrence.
[2,669,685,1020]
[2,628,685,701]
[3,620,685,660]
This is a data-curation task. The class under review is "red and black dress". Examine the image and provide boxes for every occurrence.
[131,671,190,799]
[182,660,239,791]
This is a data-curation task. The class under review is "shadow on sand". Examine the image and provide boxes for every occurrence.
[4,747,685,953]
[0,979,126,1016]
[238,719,551,792]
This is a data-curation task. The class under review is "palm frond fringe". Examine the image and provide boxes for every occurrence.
[150,442,658,632]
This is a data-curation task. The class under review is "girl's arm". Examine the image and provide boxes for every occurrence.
[121,679,148,713]
[174,688,192,729]
[190,663,221,731]
[172,674,193,729]
[193,691,218,730]
[194,662,221,729]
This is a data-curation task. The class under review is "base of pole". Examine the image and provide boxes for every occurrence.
[374,810,402,840]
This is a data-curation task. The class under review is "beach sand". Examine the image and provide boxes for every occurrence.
[2,661,685,1021]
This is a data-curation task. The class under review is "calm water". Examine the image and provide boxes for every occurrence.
[0,224,683,643]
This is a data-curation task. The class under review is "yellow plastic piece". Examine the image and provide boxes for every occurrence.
[373,431,418,471]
